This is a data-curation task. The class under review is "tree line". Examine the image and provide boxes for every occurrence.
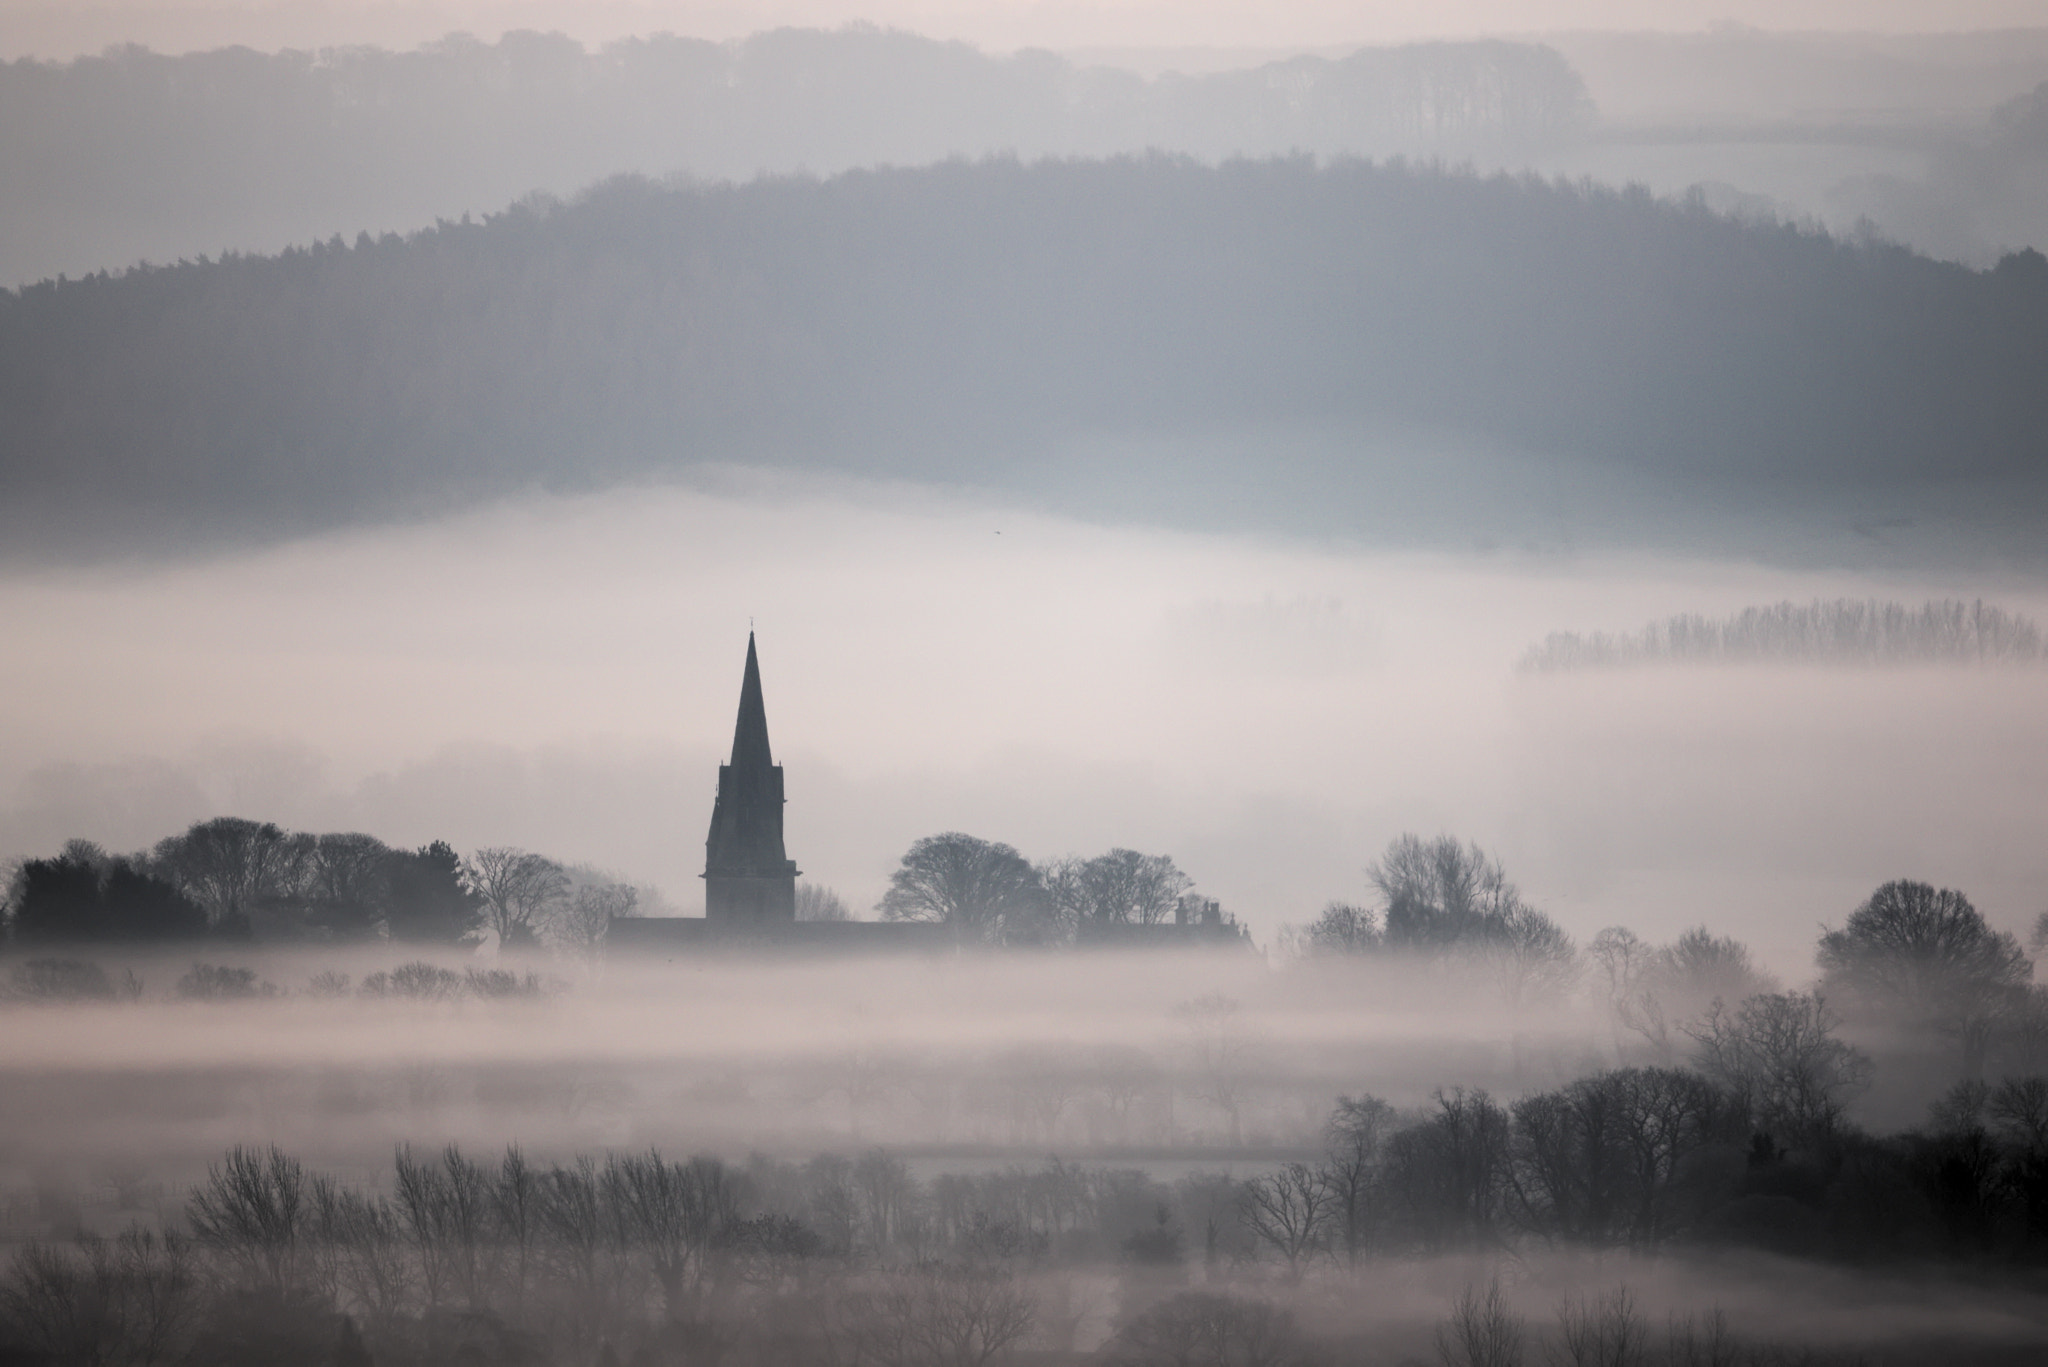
[1519,597,2047,671]
[4,157,2044,558]
[875,834,1242,947]
[0,28,1593,289]
[1292,834,2044,1082]
[0,819,639,952]
[5,1068,2044,1365]
[0,819,1235,955]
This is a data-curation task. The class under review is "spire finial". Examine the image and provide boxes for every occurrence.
[729,632,772,769]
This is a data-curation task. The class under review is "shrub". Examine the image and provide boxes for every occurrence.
[1106,1290,1299,1367]
[359,962,462,1001]
[463,967,545,999]
[0,1230,197,1364]
[8,958,116,1002]
[306,970,352,998]
[176,963,276,1000]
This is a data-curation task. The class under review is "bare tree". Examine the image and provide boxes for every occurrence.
[1609,927,1773,1065]
[185,1145,309,1295]
[1371,834,1520,948]
[1590,928,1656,1060]
[1175,994,1250,1145]
[558,880,638,955]
[150,817,304,927]
[1589,928,1651,999]
[1323,1093,1396,1263]
[1988,1076,2048,1154]
[1238,1163,1334,1275]
[312,1178,409,1324]
[1663,1310,1742,1367]
[854,1262,1036,1367]
[391,1145,456,1310]
[0,1229,197,1367]
[461,847,569,949]
[1044,849,1193,927]
[1658,928,1774,1007]
[536,1155,620,1342]
[1438,1279,1524,1367]
[1106,1290,1302,1367]
[1479,905,1580,1011]
[1819,880,2032,1076]
[796,882,854,921]
[878,833,1050,945]
[1685,992,1871,1151]
[1291,902,1381,958]
[1552,1287,1649,1367]
[1090,1044,1160,1144]
[853,1149,917,1253]
[301,832,393,937]
[606,1152,742,1321]
[1382,1088,1515,1253]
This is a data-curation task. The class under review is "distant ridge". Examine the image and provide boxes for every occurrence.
[2,157,2044,562]
[0,29,1592,290]
[1519,599,2046,671]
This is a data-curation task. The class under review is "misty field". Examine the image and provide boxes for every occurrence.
[6,940,2048,1366]
[5,6,2048,1363]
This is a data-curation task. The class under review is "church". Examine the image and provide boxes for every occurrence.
[610,634,1250,955]
[607,634,948,954]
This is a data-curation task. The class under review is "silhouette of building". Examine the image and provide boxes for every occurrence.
[610,634,1252,956]
[609,634,948,955]
[703,632,798,924]
[1075,895,1252,949]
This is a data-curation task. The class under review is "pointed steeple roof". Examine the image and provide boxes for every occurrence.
[728,631,774,770]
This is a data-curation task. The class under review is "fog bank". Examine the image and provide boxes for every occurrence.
[3,478,2042,975]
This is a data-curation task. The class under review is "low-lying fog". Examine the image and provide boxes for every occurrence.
[2,471,2042,978]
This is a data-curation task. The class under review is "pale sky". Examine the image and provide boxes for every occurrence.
[3,0,2044,61]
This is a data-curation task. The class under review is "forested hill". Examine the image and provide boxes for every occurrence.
[0,30,1590,288]
[2,156,2045,557]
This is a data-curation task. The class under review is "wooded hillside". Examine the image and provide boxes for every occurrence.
[3,156,2044,552]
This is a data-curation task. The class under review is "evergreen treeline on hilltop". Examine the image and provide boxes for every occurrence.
[0,29,1590,287]
[3,157,2045,555]
[1520,597,2048,670]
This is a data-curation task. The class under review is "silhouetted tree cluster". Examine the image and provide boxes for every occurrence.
[4,842,205,944]
[0,1142,1061,1367]
[5,156,2043,557]
[4,819,652,952]
[1297,843,2045,1100]
[1818,880,2033,1078]
[879,833,1233,947]
[1291,835,1578,1008]
[1522,598,2047,671]
[1252,1061,2048,1269]
[3,956,139,1002]
[11,1064,2048,1367]
[795,882,854,923]
[1832,70,2048,269]
[1589,924,1778,1064]
[1,818,503,946]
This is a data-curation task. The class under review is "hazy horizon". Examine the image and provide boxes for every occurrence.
[4,7,2047,1362]
[8,2,2048,65]
[4,474,2042,978]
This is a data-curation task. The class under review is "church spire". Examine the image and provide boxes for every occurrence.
[729,631,773,770]
[703,631,798,923]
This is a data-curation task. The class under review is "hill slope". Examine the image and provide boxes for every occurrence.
[3,156,2044,559]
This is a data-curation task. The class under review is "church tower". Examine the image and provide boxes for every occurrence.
[703,633,799,923]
